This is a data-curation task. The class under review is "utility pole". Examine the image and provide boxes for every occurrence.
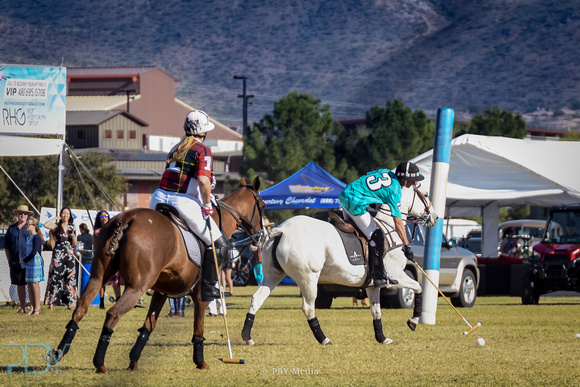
[120,88,137,112]
[233,76,254,138]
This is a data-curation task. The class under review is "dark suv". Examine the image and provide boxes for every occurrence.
[522,203,580,304]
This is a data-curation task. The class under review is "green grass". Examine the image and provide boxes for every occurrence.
[1,287,579,386]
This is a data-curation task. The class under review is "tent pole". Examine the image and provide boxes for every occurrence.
[56,137,65,215]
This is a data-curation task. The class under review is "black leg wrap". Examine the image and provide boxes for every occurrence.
[373,319,387,343]
[192,336,205,366]
[129,327,151,363]
[241,313,255,341]
[413,292,423,318]
[93,326,114,369]
[307,317,327,344]
[57,320,79,355]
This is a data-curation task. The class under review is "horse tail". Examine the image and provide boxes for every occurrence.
[106,217,129,256]
[267,233,284,273]
[269,227,283,239]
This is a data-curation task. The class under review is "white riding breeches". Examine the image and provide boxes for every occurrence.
[341,205,376,240]
[150,188,222,246]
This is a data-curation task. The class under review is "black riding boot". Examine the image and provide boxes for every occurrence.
[369,229,388,288]
[201,236,229,302]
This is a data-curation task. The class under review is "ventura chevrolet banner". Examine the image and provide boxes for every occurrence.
[0,65,66,135]
[260,162,346,209]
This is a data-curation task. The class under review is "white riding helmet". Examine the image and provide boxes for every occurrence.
[184,110,215,136]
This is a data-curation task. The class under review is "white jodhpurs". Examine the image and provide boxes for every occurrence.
[341,205,376,240]
[150,188,222,246]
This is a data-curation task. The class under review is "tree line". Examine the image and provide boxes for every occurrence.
[0,95,528,225]
[241,93,528,187]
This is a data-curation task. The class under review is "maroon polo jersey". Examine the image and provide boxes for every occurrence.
[159,139,213,193]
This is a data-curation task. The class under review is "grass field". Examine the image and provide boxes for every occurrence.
[1,286,579,386]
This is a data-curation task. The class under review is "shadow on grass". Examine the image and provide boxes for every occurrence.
[481,301,580,306]
[0,365,94,374]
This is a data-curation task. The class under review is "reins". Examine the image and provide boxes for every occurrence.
[217,186,265,245]
[400,184,432,224]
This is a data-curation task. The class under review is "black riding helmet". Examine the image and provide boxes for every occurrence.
[395,161,424,182]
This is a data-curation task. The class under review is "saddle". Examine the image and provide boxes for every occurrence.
[155,203,203,268]
[327,212,370,265]
[325,212,374,287]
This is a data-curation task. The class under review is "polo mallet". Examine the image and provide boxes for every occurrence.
[412,261,481,335]
[206,218,245,365]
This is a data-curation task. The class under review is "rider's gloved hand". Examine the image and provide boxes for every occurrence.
[201,202,213,217]
[402,245,415,262]
[424,211,439,227]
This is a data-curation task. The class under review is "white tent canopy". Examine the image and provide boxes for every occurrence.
[411,134,580,257]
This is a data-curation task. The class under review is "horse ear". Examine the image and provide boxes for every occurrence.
[252,176,261,191]
[238,178,247,187]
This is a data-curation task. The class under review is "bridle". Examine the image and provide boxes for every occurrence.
[217,185,266,246]
[376,183,432,225]
[402,184,433,224]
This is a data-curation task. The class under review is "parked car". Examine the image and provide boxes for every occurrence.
[522,204,580,304]
[455,229,482,258]
[316,223,480,309]
[499,219,545,258]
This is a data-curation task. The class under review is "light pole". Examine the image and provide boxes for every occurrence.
[233,76,254,138]
[120,88,137,112]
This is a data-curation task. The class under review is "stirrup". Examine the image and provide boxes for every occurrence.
[373,275,388,288]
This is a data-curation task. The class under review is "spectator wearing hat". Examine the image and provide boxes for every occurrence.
[4,204,33,313]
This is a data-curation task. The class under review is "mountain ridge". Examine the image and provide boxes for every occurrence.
[1,0,579,127]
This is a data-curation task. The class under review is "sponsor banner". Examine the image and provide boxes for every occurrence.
[262,196,341,209]
[0,65,66,135]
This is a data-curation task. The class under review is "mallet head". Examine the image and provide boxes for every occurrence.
[463,322,482,335]
[220,358,245,364]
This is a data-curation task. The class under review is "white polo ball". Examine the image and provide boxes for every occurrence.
[476,337,485,346]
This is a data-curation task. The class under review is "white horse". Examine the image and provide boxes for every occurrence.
[241,185,436,345]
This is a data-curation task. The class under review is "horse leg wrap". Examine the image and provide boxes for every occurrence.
[308,317,327,344]
[192,336,205,366]
[57,320,79,355]
[373,319,387,343]
[93,326,114,369]
[413,292,423,318]
[241,313,255,341]
[129,327,151,363]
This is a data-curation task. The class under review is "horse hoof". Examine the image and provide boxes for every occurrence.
[95,366,108,374]
[381,338,394,345]
[245,339,255,346]
[321,338,332,346]
[46,349,62,365]
[196,362,209,370]
[127,361,138,371]
[407,317,419,331]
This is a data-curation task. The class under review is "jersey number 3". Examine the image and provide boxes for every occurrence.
[366,172,392,191]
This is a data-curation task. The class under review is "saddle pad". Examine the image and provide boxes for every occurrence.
[177,224,202,268]
[335,228,365,266]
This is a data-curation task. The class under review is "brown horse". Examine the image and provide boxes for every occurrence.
[47,177,264,372]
